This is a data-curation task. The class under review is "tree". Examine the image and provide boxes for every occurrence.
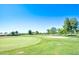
[50,27,57,34]
[47,27,57,34]
[63,18,70,34]
[47,29,50,34]
[4,32,8,36]
[70,18,78,34]
[28,30,32,35]
[15,31,19,36]
[63,17,79,35]
[11,32,15,36]
[36,31,39,34]
[10,31,19,36]
[58,28,66,34]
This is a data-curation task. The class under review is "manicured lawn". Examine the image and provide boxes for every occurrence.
[0,35,41,51]
[0,35,79,55]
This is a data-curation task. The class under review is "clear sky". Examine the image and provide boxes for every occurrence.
[0,4,79,33]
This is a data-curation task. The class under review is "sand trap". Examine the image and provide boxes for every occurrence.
[47,36,68,39]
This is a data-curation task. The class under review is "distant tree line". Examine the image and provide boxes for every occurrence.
[47,27,57,34]
[47,17,79,36]
[28,30,39,35]
[10,31,19,36]
[0,17,79,36]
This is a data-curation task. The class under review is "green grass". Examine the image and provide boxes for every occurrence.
[0,35,79,55]
[0,35,41,51]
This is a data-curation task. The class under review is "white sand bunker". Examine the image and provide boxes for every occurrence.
[47,36,68,39]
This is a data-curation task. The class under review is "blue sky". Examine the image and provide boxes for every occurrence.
[0,4,79,33]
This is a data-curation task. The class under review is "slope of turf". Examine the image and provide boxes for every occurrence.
[0,35,41,51]
[0,35,79,55]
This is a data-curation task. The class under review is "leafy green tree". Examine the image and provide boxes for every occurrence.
[70,18,78,34]
[47,29,50,34]
[58,28,66,34]
[47,27,57,34]
[28,30,32,35]
[36,31,39,34]
[10,31,19,36]
[50,27,57,34]
[11,32,15,36]
[15,31,19,35]
[4,32,8,36]
[63,17,78,35]
[63,18,70,34]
